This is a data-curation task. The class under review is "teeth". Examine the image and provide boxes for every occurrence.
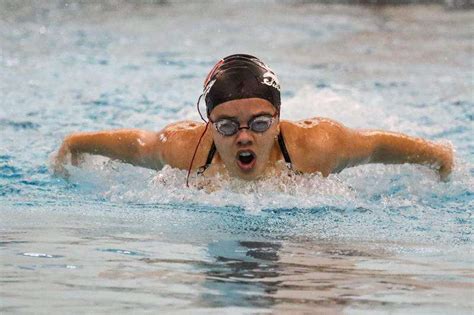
[240,152,252,157]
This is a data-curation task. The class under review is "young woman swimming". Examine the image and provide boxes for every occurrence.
[54,54,454,184]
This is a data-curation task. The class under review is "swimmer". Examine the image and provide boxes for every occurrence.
[54,54,454,184]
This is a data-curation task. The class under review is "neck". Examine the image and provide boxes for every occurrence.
[269,138,284,163]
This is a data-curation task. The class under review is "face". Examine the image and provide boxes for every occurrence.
[209,98,279,180]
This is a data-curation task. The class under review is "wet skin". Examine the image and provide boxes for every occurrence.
[54,98,454,181]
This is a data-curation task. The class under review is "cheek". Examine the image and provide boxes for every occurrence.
[212,134,234,157]
[265,124,279,139]
[255,130,277,151]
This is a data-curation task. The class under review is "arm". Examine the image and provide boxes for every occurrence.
[53,129,162,176]
[336,128,454,180]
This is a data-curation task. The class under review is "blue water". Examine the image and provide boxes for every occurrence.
[1,1,473,314]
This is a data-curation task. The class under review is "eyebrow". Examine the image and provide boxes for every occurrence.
[214,114,238,120]
[214,111,274,121]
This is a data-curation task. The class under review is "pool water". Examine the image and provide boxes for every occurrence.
[1,1,473,314]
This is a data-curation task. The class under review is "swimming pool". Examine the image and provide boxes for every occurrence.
[1,1,473,313]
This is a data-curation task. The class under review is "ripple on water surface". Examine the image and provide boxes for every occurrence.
[0,2,473,314]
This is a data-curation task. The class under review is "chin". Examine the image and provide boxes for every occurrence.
[236,173,258,181]
[234,166,265,181]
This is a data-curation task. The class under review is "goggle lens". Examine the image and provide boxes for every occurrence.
[214,115,274,136]
[250,116,273,132]
[215,120,239,136]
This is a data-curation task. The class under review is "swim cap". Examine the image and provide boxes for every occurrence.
[203,54,281,116]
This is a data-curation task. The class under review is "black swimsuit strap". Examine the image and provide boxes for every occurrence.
[278,132,292,165]
[205,142,217,166]
[198,132,292,174]
[198,142,216,174]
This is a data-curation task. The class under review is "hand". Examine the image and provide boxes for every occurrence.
[438,143,454,182]
[52,137,73,179]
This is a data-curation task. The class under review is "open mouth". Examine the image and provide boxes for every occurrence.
[236,150,256,171]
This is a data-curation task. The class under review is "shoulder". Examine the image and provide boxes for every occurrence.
[279,117,350,174]
[139,120,206,150]
[161,120,206,135]
[157,120,208,149]
[280,117,348,145]
[155,120,212,169]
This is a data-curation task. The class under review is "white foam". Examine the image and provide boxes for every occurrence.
[56,85,469,210]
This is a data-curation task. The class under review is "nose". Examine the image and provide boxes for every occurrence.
[235,127,253,146]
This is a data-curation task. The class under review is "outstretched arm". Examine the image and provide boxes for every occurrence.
[53,129,162,176]
[336,128,454,180]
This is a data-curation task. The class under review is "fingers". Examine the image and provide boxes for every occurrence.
[439,164,451,182]
[438,144,454,182]
[53,161,70,179]
[52,140,72,179]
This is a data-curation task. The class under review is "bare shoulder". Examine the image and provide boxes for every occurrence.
[158,120,209,149]
[279,117,350,174]
[280,117,348,143]
[161,120,205,133]
[154,120,211,169]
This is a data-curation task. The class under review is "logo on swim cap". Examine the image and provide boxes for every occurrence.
[250,58,281,91]
[262,71,280,91]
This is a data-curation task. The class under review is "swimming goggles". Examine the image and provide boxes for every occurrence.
[210,114,277,136]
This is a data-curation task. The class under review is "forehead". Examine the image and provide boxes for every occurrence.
[210,98,275,119]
